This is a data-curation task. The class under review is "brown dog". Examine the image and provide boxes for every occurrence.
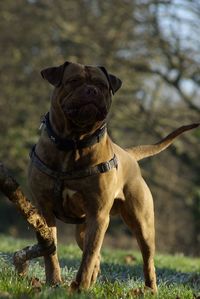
[28,61,199,292]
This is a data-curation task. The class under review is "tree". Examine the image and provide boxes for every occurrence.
[0,0,199,254]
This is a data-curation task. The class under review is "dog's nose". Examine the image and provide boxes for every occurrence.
[85,85,98,96]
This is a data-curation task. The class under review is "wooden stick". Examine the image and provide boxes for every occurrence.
[0,162,55,275]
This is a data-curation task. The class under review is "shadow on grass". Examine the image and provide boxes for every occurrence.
[1,252,199,291]
[59,256,200,290]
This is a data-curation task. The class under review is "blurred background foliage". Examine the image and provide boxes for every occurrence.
[0,0,199,255]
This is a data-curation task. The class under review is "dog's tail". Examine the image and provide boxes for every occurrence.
[127,123,199,162]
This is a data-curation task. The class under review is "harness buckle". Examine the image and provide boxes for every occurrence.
[39,114,46,130]
[100,161,111,173]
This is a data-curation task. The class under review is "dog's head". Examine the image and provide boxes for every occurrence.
[41,62,122,131]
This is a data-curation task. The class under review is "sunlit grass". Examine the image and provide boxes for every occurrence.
[0,234,199,298]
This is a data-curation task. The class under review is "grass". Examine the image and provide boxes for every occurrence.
[0,234,199,298]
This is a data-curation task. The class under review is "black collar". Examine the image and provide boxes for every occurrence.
[43,112,107,151]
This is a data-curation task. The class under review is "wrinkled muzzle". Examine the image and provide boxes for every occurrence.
[61,84,111,127]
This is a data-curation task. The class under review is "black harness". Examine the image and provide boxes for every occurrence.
[30,145,118,180]
[30,113,118,224]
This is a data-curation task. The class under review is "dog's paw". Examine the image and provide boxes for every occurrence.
[70,281,81,293]
[128,286,157,297]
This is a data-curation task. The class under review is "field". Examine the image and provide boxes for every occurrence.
[0,235,199,299]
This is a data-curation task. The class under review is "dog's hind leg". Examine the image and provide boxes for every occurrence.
[75,223,86,250]
[75,223,101,286]
[121,177,157,293]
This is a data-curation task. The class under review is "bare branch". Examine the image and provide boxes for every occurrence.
[131,63,200,113]
[0,162,56,276]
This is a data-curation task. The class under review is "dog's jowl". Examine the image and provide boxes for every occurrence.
[28,61,199,292]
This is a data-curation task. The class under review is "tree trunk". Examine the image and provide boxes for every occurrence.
[0,162,55,275]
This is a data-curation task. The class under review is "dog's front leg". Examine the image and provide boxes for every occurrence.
[36,214,62,285]
[75,223,101,285]
[71,211,110,290]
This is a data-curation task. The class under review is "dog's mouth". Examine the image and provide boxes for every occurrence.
[63,101,108,126]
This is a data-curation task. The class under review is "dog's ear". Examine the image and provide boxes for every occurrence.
[98,66,122,94]
[41,61,70,87]
[108,73,122,94]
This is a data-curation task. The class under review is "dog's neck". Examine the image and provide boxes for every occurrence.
[45,111,107,150]
[37,111,114,173]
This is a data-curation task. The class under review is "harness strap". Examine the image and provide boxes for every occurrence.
[30,145,118,180]
[30,146,118,224]
[44,112,107,151]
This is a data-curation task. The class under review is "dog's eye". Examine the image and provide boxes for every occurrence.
[94,81,108,89]
[70,79,79,83]
[65,78,82,86]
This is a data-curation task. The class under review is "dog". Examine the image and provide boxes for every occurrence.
[28,61,199,292]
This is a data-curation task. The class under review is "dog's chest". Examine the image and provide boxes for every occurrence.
[62,187,85,216]
[62,188,77,199]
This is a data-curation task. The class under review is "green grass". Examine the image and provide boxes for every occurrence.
[0,234,199,298]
